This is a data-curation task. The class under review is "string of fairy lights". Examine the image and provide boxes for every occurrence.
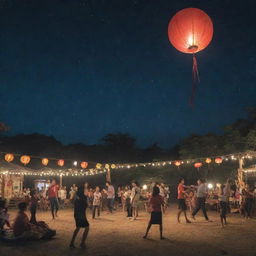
[0,151,255,177]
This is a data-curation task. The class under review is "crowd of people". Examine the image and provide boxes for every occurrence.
[0,177,255,247]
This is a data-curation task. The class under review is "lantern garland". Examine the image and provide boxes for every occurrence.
[0,150,255,176]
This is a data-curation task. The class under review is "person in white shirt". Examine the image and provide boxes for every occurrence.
[192,179,210,221]
[131,181,141,220]
[92,186,102,219]
[106,182,115,213]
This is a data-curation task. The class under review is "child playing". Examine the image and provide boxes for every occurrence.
[92,186,102,219]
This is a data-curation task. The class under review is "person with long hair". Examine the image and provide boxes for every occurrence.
[70,186,89,248]
[143,186,164,240]
[177,178,191,223]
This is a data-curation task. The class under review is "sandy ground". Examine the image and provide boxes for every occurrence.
[0,206,256,256]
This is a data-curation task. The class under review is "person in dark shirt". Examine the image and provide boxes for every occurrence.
[30,189,38,224]
[70,186,90,248]
[143,186,165,240]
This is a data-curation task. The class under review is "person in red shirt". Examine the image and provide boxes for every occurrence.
[143,186,164,240]
[47,179,59,219]
[177,178,191,223]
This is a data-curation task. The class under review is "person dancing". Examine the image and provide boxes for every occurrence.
[143,186,165,240]
[177,178,191,223]
[70,186,89,248]
[191,179,211,221]
[47,179,59,219]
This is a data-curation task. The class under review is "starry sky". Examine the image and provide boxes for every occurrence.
[0,0,255,147]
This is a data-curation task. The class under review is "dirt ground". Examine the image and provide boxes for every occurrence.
[0,206,256,256]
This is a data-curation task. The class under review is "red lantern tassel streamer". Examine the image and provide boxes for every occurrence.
[189,54,200,107]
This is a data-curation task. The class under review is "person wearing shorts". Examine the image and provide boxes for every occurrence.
[177,178,191,223]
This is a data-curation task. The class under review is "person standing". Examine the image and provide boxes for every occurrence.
[243,184,254,219]
[131,181,141,220]
[70,186,89,248]
[191,179,210,221]
[177,178,191,223]
[106,182,115,213]
[143,186,165,240]
[29,189,38,224]
[47,179,59,219]
[92,186,102,219]
[219,184,228,227]
[123,185,133,219]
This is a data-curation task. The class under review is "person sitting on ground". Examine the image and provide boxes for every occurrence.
[143,186,165,240]
[0,199,11,232]
[70,186,90,248]
[13,202,56,240]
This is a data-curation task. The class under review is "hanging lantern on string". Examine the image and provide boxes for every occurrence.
[42,158,49,166]
[57,159,65,167]
[174,161,181,167]
[215,157,223,164]
[105,164,110,169]
[194,162,202,170]
[5,153,14,163]
[111,164,116,169]
[81,161,88,169]
[205,158,212,164]
[96,163,102,169]
[168,8,213,106]
[20,155,31,165]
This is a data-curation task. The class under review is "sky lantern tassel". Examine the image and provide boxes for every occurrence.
[190,54,200,107]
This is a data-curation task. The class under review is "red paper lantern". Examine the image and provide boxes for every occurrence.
[5,153,14,163]
[58,159,65,167]
[20,155,31,165]
[215,157,223,164]
[81,161,88,169]
[168,8,213,105]
[194,162,202,169]
[42,158,49,166]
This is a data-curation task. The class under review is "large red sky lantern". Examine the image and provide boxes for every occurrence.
[168,8,213,105]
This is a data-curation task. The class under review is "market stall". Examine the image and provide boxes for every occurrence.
[0,159,32,199]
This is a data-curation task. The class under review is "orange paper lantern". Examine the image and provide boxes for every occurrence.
[42,158,49,166]
[20,155,31,165]
[215,157,223,164]
[174,161,181,167]
[58,159,65,167]
[205,158,212,164]
[81,161,88,169]
[5,153,14,163]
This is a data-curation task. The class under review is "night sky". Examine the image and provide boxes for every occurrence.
[0,0,255,147]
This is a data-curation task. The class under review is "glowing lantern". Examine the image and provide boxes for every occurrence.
[194,162,202,170]
[96,163,102,169]
[81,161,88,169]
[215,158,223,164]
[168,8,213,105]
[205,158,212,164]
[111,164,116,169]
[174,161,181,167]
[105,164,110,169]
[5,153,14,163]
[20,155,31,165]
[42,158,49,166]
[58,159,65,167]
